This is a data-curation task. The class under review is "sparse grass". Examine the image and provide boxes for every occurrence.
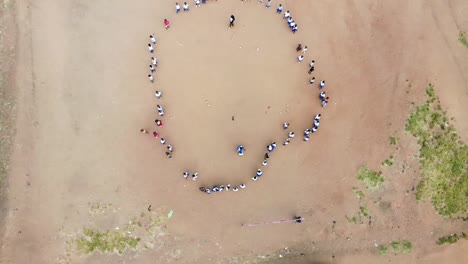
[357,166,384,191]
[436,232,467,245]
[347,187,371,225]
[406,84,468,218]
[459,32,468,48]
[382,156,394,167]
[75,228,140,254]
[390,240,412,254]
[352,187,365,200]
[389,136,398,145]
[378,245,388,255]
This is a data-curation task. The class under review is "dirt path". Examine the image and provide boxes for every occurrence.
[1,0,467,263]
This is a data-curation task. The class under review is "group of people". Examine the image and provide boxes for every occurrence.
[142,35,175,159]
[146,1,329,195]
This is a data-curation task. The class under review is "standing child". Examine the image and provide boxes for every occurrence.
[150,34,157,45]
[195,0,200,7]
[320,80,326,89]
[229,15,236,28]
[155,91,162,98]
[176,2,181,13]
[183,2,189,11]
[277,4,283,13]
[266,0,271,8]
[148,44,154,53]
[284,10,290,19]
[164,19,170,29]
[151,57,158,67]
[297,55,304,62]
[149,64,155,73]
[148,74,154,82]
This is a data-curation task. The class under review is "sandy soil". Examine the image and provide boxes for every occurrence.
[1,0,467,263]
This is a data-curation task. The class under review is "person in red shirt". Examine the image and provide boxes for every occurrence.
[153,131,159,138]
[164,19,170,30]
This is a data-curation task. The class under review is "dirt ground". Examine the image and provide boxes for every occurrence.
[0,0,467,263]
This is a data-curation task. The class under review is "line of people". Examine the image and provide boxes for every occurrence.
[142,34,175,159]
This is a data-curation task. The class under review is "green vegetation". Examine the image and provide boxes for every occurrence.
[390,240,412,253]
[75,228,140,254]
[406,84,468,218]
[72,207,173,255]
[459,32,468,48]
[357,166,384,191]
[378,245,388,255]
[382,155,394,167]
[389,136,398,145]
[352,187,365,200]
[347,187,371,225]
[436,232,467,245]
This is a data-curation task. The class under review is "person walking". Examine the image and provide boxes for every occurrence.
[150,34,157,45]
[229,15,236,28]
[297,55,304,63]
[192,172,198,180]
[165,152,172,159]
[277,4,283,14]
[176,2,181,13]
[283,122,289,129]
[155,91,162,98]
[296,44,302,52]
[153,131,159,138]
[164,19,170,29]
[148,44,154,53]
[195,0,200,7]
[309,77,316,85]
[319,80,326,89]
[288,131,295,138]
[183,171,189,179]
[167,145,173,152]
[314,114,321,121]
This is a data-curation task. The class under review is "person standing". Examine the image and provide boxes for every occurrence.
[176,2,181,13]
[148,74,154,82]
[151,57,158,67]
[149,64,155,73]
[164,19,170,30]
[297,55,304,63]
[183,2,189,11]
[195,0,200,7]
[155,119,163,127]
[320,80,326,89]
[150,34,157,45]
[229,15,236,28]
[148,44,154,53]
[277,4,283,13]
[284,10,290,19]
[265,0,271,8]
[155,91,162,98]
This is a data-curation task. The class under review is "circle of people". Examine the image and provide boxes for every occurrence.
[141,0,329,195]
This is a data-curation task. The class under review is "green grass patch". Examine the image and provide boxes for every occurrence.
[406,84,468,218]
[390,240,412,254]
[436,232,467,245]
[75,228,140,254]
[378,245,388,255]
[357,166,384,191]
[459,32,468,48]
[389,136,398,145]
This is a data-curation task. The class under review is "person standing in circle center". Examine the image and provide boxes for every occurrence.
[229,15,235,28]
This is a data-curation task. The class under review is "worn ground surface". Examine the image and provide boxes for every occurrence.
[0,0,467,263]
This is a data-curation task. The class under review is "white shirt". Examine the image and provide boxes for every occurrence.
[314,114,321,120]
[290,22,296,27]
[240,184,246,189]
[148,75,154,80]
[284,11,290,18]
[150,35,156,44]
[320,81,325,87]
[176,4,180,10]
[195,0,200,5]
[278,5,283,11]
[148,45,153,52]
[183,3,189,9]
[152,57,157,65]
[289,132,295,138]
[298,56,304,61]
